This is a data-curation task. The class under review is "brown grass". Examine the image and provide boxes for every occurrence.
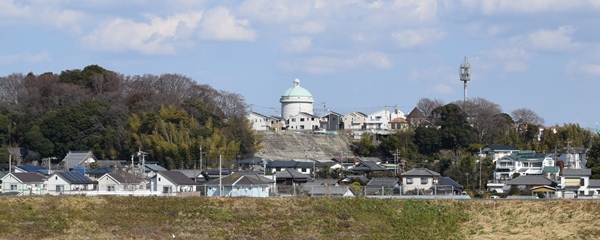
[0,196,598,240]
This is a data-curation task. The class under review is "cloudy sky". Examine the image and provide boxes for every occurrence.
[1,0,600,129]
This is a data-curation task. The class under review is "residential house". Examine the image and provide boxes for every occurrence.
[62,151,97,172]
[237,157,265,171]
[503,175,558,198]
[343,112,367,130]
[492,151,558,181]
[248,111,271,132]
[350,159,388,177]
[365,177,399,195]
[320,111,344,131]
[401,168,440,194]
[170,169,203,182]
[205,173,274,197]
[308,186,355,197]
[365,108,405,131]
[96,172,148,195]
[202,168,233,182]
[560,169,593,198]
[151,171,197,196]
[274,168,309,195]
[286,112,320,132]
[405,107,427,128]
[268,115,285,133]
[389,117,408,131]
[266,160,314,176]
[15,165,47,174]
[482,145,520,163]
[555,146,588,169]
[1,173,46,195]
[437,177,463,195]
[143,164,168,179]
[87,167,115,180]
[47,171,95,195]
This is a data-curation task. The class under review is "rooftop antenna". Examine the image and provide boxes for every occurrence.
[459,57,471,102]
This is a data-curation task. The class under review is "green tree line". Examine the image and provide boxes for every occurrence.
[0,65,258,169]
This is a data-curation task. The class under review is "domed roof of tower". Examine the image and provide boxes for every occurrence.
[281,79,313,97]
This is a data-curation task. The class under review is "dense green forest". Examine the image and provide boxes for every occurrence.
[1,65,600,185]
[0,65,259,169]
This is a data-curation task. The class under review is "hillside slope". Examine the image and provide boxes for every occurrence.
[258,133,354,160]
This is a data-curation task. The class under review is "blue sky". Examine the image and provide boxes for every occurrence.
[1,0,600,129]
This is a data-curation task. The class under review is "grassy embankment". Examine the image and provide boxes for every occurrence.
[0,196,599,240]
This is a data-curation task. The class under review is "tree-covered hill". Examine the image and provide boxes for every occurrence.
[0,65,258,169]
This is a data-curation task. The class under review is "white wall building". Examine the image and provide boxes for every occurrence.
[365,108,405,130]
[280,79,314,121]
[248,112,270,132]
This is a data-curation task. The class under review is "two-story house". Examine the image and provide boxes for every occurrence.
[286,112,320,132]
[401,168,440,194]
[247,111,271,132]
[320,111,344,131]
[560,169,593,198]
[343,112,367,130]
[365,109,405,131]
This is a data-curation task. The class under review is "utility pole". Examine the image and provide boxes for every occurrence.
[219,154,222,197]
[137,149,147,179]
[393,149,400,175]
[479,148,482,192]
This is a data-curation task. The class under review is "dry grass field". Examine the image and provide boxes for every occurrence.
[0,196,598,240]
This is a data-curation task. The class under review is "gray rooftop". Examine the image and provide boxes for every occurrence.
[505,175,557,186]
[562,169,591,177]
[63,151,96,169]
[401,168,441,177]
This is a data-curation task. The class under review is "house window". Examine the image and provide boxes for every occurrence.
[158,177,161,182]
[581,178,585,186]
[421,178,428,184]
[292,118,296,122]
[406,178,413,184]
[56,185,64,192]
[300,118,305,122]
[300,125,305,129]
[276,167,281,171]
[301,168,307,172]
[107,185,115,192]
[163,186,172,193]
[10,184,17,191]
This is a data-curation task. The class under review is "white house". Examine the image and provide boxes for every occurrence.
[151,171,197,196]
[365,108,405,131]
[46,171,94,195]
[482,145,519,163]
[205,173,274,197]
[493,151,558,181]
[247,111,271,132]
[401,168,440,194]
[560,169,594,199]
[96,172,149,196]
[1,173,46,195]
[286,112,320,132]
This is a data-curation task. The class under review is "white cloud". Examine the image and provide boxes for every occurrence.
[503,61,527,72]
[289,21,325,34]
[408,66,454,83]
[238,0,313,22]
[429,83,453,95]
[279,51,391,74]
[280,37,312,53]
[466,0,597,14]
[527,26,580,52]
[0,51,51,65]
[198,7,257,41]
[566,62,600,77]
[82,12,202,54]
[0,1,86,32]
[391,28,445,48]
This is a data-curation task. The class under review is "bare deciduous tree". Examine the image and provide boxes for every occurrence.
[511,108,545,127]
[417,98,445,117]
[456,97,503,144]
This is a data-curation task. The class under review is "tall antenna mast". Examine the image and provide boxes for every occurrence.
[459,57,471,102]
